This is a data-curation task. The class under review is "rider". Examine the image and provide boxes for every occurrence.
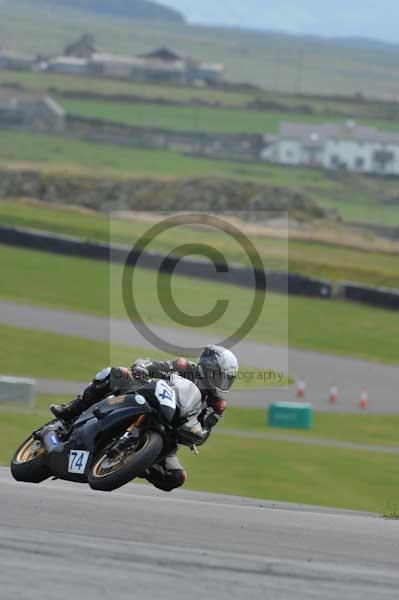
[50,345,239,492]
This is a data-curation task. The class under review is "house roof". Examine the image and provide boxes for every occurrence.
[279,121,399,145]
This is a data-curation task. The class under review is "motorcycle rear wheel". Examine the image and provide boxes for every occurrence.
[10,435,51,483]
[88,430,163,492]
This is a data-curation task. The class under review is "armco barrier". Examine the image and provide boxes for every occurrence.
[0,224,332,298]
[285,273,331,298]
[337,281,399,310]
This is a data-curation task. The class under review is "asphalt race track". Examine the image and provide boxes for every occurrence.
[1,300,398,413]
[1,468,399,600]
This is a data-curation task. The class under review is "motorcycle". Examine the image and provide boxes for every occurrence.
[10,378,195,492]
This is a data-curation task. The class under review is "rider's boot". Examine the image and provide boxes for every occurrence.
[50,395,87,421]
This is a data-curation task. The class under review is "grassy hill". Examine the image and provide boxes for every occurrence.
[2,2,399,97]
[16,0,185,23]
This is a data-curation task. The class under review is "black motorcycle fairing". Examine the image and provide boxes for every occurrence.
[75,405,153,451]
[72,393,149,427]
[44,395,154,482]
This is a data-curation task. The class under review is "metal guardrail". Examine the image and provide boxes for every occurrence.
[337,281,399,310]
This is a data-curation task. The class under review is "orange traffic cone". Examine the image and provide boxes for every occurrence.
[329,385,338,405]
[296,379,306,400]
[359,387,368,410]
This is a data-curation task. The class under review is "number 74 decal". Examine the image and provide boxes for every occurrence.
[68,450,90,474]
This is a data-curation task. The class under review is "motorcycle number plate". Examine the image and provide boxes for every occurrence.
[68,450,90,475]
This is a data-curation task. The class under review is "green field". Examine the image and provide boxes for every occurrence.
[181,434,399,513]
[2,200,399,288]
[0,130,331,185]
[1,244,399,364]
[1,398,398,513]
[222,408,399,447]
[61,97,399,136]
[0,70,250,107]
[2,1,399,98]
[1,69,398,122]
[1,131,399,227]
[0,322,277,390]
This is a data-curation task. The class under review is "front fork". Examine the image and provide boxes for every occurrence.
[107,415,145,458]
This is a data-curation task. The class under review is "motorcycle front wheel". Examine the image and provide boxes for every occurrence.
[10,434,51,483]
[88,430,163,492]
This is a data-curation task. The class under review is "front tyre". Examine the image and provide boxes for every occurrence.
[88,430,163,492]
[10,435,51,483]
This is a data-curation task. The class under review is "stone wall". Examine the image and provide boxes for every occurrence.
[66,115,264,161]
[0,97,65,132]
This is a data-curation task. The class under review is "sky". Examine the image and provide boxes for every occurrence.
[162,0,399,45]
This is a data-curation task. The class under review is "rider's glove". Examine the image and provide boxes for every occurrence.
[201,399,227,431]
[203,408,222,431]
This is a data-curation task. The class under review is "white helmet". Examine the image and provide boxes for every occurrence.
[196,345,239,394]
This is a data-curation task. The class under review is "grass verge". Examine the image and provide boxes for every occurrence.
[1,245,399,364]
[222,408,399,447]
[180,434,399,513]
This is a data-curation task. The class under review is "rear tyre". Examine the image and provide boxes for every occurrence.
[88,430,163,492]
[10,435,51,483]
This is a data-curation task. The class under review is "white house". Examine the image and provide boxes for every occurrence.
[262,121,399,176]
